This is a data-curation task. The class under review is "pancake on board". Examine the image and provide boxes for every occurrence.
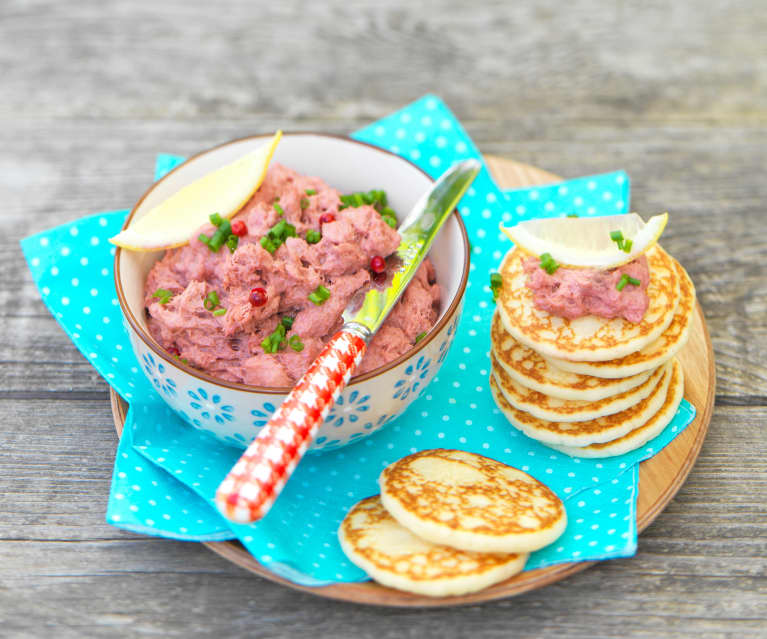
[378,449,567,554]
[551,358,685,458]
[543,260,696,378]
[496,244,680,362]
[489,361,674,447]
[490,352,663,422]
[338,496,529,597]
[490,312,654,401]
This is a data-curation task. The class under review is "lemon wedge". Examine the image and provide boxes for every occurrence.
[500,212,668,269]
[111,131,282,251]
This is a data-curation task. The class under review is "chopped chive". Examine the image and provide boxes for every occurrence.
[305,229,322,244]
[623,238,633,253]
[305,188,317,196]
[616,274,629,291]
[539,252,560,275]
[489,272,503,301]
[261,322,288,354]
[308,285,331,305]
[415,331,427,343]
[382,214,397,229]
[209,212,223,227]
[153,288,173,304]
[281,316,294,329]
[610,230,626,251]
[627,276,641,286]
[203,290,220,311]
[198,233,211,245]
[260,236,277,253]
[300,198,309,210]
[212,308,227,316]
[288,335,304,352]
[567,213,579,218]
[274,203,284,217]
[226,234,239,253]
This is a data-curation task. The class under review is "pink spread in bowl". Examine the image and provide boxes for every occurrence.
[115,133,469,452]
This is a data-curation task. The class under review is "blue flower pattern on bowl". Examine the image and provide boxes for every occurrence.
[392,355,431,402]
[186,388,235,426]
[324,390,371,428]
[437,317,459,364]
[142,352,177,398]
[250,403,277,428]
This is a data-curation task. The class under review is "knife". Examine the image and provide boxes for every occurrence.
[215,159,480,524]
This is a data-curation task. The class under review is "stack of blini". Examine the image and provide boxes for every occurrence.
[490,244,696,457]
[339,449,567,597]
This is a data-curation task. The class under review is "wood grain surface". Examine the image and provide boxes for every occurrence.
[2,1,766,637]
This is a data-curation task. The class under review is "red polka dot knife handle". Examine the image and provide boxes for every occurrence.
[215,327,368,523]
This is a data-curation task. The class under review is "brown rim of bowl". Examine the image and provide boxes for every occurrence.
[114,131,471,395]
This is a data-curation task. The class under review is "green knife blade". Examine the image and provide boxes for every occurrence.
[342,159,480,339]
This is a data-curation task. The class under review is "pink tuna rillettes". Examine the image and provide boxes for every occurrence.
[144,163,440,387]
[523,255,650,323]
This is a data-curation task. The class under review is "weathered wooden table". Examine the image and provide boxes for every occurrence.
[3,1,765,637]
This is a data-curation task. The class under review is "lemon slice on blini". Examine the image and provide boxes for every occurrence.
[500,213,668,269]
[111,131,282,251]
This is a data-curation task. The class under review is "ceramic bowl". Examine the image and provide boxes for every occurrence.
[115,133,469,452]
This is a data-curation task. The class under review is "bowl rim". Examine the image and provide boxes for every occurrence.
[114,131,471,395]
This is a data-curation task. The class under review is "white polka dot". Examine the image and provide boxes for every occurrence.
[98,217,107,227]
[615,201,624,210]
[83,306,91,314]
[50,266,59,276]
[516,205,526,214]
[409,149,421,160]
[529,190,539,200]
[101,268,108,276]
[481,208,491,219]
[90,237,100,246]
[435,136,447,148]
[455,141,467,153]
[374,125,385,136]
[603,192,613,201]
[429,156,441,168]
[40,237,49,247]
[574,196,583,206]
[389,145,400,154]
[544,202,555,211]
[587,181,597,190]
[61,297,70,306]
[558,186,568,195]
[420,116,432,126]
[395,128,405,139]
[400,114,411,123]
[60,247,70,256]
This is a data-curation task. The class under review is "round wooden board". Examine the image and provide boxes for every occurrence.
[110,155,715,607]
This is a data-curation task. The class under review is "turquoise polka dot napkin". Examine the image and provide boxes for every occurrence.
[21,95,695,586]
